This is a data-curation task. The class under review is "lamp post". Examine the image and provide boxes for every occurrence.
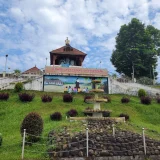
[8,67,10,77]
[99,61,101,69]
[46,58,47,66]
[4,54,8,77]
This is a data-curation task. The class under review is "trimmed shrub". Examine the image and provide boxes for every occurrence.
[103,96,111,103]
[41,94,52,102]
[50,112,62,121]
[20,112,43,143]
[156,97,160,103]
[14,82,23,92]
[103,111,111,117]
[121,96,130,103]
[119,113,129,121]
[138,89,146,98]
[0,133,2,146]
[19,92,35,102]
[66,109,78,117]
[141,96,152,105]
[0,93,9,100]
[63,94,73,102]
[84,95,93,103]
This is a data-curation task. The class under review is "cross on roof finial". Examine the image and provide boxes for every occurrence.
[65,37,70,45]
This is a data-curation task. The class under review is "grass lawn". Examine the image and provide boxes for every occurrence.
[0,90,160,159]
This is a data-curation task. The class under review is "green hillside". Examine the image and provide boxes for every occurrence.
[0,90,160,159]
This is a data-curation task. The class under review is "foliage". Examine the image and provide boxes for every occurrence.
[19,92,35,102]
[63,94,73,102]
[110,18,159,79]
[140,96,152,105]
[20,112,43,142]
[137,77,153,85]
[119,113,129,121]
[0,133,2,146]
[102,111,111,117]
[50,112,62,121]
[14,82,23,92]
[138,89,146,98]
[84,95,93,103]
[41,94,52,102]
[0,93,9,100]
[66,109,78,117]
[121,96,130,103]
[103,95,111,102]
[156,97,160,104]
[2,91,160,159]
[14,69,21,74]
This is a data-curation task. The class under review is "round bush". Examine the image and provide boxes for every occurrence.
[0,93,9,100]
[50,112,62,121]
[66,109,78,117]
[63,94,73,102]
[121,97,130,103]
[138,89,146,98]
[19,92,35,102]
[0,133,2,146]
[41,94,52,102]
[119,113,129,121]
[14,82,23,92]
[140,96,152,105]
[156,97,160,103]
[20,112,43,142]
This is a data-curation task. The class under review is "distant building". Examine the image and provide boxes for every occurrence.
[21,65,42,79]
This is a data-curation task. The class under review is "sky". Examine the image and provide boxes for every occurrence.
[0,0,160,81]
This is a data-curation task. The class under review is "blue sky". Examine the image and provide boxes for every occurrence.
[0,0,160,81]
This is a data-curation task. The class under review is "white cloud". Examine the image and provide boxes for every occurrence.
[0,0,160,81]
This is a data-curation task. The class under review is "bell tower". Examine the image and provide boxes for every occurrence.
[50,38,87,67]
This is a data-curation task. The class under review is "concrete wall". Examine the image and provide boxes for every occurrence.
[24,77,43,91]
[55,155,160,160]
[109,77,160,96]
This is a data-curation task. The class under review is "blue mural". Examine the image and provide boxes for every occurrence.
[44,75,108,93]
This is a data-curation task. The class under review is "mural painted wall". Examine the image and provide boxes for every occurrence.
[43,75,108,93]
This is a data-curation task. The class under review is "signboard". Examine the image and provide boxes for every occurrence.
[45,66,108,77]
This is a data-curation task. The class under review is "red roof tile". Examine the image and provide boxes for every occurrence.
[50,46,87,56]
[45,66,108,77]
[22,66,41,74]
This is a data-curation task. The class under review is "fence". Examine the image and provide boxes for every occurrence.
[2,125,160,159]
[20,126,149,160]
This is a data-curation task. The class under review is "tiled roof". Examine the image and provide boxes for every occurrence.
[22,66,41,74]
[45,66,108,77]
[50,46,87,56]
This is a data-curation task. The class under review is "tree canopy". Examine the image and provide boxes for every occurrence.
[110,18,160,79]
[14,69,21,74]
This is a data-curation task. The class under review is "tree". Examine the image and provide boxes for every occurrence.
[110,18,159,79]
[14,69,21,74]
[14,69,21,77]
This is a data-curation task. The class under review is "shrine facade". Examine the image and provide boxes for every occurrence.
[43,38,109,93]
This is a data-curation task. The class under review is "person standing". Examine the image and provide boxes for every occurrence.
[75,78,80,89]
